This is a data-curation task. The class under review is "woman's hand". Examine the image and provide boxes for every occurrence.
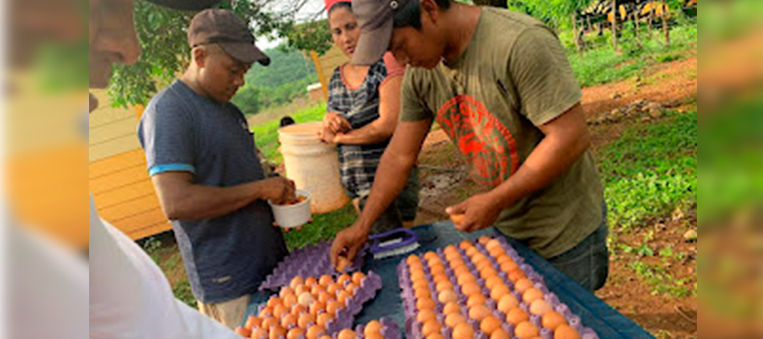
[323,112,352,134]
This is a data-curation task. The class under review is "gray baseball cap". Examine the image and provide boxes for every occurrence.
[187,9,271,65]
[352,0,412,65]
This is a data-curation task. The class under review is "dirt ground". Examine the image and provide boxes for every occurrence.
[414,56,698,339]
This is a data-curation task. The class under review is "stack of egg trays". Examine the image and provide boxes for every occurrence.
[329,318,401,339]
[257,271,383,337]
[260,241,368,291]
[397,237,599,339]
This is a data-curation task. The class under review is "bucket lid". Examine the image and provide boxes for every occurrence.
[278,122,323,144]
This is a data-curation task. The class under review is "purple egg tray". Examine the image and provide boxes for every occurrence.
[257,271,383,337]
[397,237,599,339]
[260,241,368,291]
[328,318,401,339]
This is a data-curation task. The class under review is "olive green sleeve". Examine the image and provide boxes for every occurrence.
[399,69,434,122]
[508,27,582,126]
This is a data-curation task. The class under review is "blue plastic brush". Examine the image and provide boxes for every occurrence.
[368,228,420,260]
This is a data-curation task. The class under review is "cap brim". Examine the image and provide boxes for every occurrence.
[219,42,271,66]
[145,0,220,10]
[351,19,393,66]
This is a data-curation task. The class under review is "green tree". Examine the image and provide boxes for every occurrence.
[108,0,313,108]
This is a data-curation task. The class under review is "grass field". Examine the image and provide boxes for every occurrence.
[596,111,697,230]
[564,22,697,87]
[251,103,326,164]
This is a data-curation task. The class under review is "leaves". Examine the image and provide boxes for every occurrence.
[107,0,319,108]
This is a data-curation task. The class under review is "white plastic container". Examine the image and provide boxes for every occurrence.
[278,122,350,213]
[269,190,312,229]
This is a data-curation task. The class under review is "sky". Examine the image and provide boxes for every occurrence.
[258,0,327,49]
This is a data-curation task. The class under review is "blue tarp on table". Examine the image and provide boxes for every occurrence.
[246,222,655,339]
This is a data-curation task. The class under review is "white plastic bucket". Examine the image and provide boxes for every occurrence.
[269,190,312,229]
[278,122,350,214]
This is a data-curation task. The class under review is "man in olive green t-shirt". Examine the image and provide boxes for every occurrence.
[330,0,609,290]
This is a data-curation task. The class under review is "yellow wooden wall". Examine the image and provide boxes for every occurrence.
[89,90,171,240]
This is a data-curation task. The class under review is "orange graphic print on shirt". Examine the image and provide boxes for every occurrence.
[436,95,519,188]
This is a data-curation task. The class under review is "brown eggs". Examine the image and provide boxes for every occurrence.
[507,269,526,282]
[352,272,366,285]
[316,313,332,328]
[490,283,510,300]
[317,291,332,304]
[298,313,315,329]
[461,282,481,296]
[417,309,437,323]
[280,313,297,328]
[523,288,544,304]
[280,286,295,298]
[497,294,519,313]
[306,325,325,339]
[466,294,487,308]
[252,328,269,339]
[468,304,491,321]
[235,327,252,337]
[480,316,502,335]
[326,300,341,315]
[554,324,581,339]
[309,300,326,315]
[490,328,510,339]
[337,329,356,339]
[337,290,351,304]
[298,292,314,307]
[514,321,539,339]
[287,328,305,339]
[514,278,534,294]
[283,294,298,308]
[417,297,437,311]
[269,326,286,339]
[245,315,262,329]
[506,308,529,325]
[273,304,288,319]
[452,322,475,339]
[290,276,305,289]
[542,310,567,330]
[438,290,458,304]
[530,299,552,316]
[364,320,382,335]
[443,302,461,315]
[421,319,442,337]
[445,313,466,328]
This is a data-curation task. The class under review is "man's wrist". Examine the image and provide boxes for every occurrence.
[489,180,520,211]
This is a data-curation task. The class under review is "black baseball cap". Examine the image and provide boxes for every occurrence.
[146,0,220,11]
[187,9,271,65]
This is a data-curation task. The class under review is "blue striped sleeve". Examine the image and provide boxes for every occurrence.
[148,163,196,176]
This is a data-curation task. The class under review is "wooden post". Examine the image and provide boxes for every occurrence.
[309,50,329,102]
[661,0,670,47]
[611,0,618,50]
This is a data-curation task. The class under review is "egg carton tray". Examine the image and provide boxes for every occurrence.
[258,271,383,337]
[329,318,402,339]
[260,241,368,291]
[397,237,599,339]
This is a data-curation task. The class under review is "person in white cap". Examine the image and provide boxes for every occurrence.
[331,0,609,291]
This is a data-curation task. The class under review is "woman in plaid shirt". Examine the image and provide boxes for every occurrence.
[319,0,419,233]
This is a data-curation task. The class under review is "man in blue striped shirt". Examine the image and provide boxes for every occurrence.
[137,9,295,329]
